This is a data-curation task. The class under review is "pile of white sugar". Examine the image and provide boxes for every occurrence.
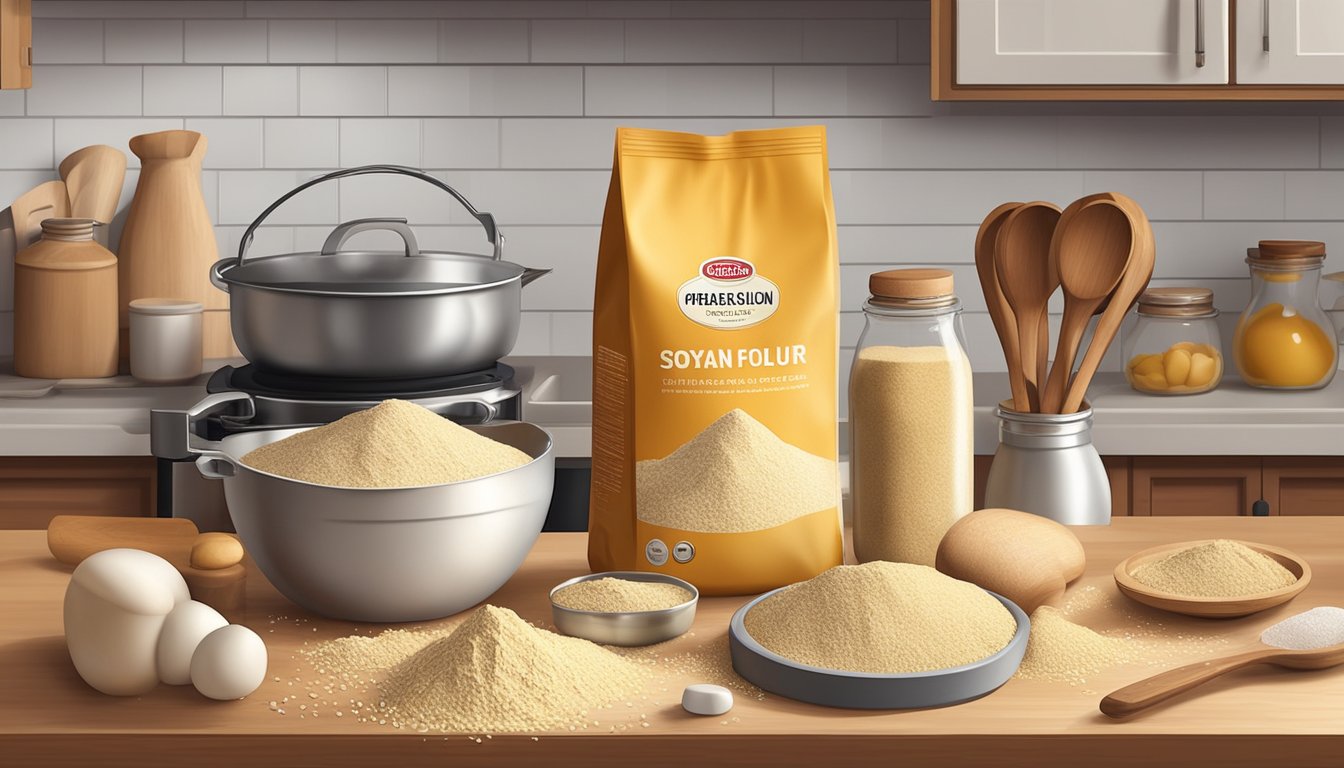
[743,561,1016,674]
[636,408,837,533]
[242,399,531,488]
[1260,606,1344,650]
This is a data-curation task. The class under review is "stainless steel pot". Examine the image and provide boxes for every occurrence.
[210,165,550,380]
[152,392,555,623]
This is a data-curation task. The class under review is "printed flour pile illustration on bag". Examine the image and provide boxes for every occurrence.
[589,126,843,595]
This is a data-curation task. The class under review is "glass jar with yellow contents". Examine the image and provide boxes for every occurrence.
[1233,240,1338,390]
[1123,288,1223,395]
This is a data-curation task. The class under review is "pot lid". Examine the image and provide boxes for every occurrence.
[215,249,526,297]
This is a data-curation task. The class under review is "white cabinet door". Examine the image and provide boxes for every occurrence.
[957,0,1229,85]
[1237,0,1344,84]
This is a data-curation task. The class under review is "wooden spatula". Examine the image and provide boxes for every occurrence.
[59,145,127,224]
[975,202,1028,411]
[11,180,70,250]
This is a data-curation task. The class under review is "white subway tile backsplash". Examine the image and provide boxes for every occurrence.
[422,118,501,168]
[219,170,338,225]
[53,118,183,169]
[585,66,773,116]
[264,118,339,167]
[897,18,931,65]
[144,66,222,116]
[268,20,338,63]
[300,66,385,116]
[1285,172,1344,221]
[0,120,55,170]
[215,225,296,262]
[336,20,438,64]
[12,0,1344,371]
[803,20,899,63]
[530,20,624,63]
[35,2,245,19]
[388,66,582,116]
[550,312,592,355]
[27,66,143,117]
[1058,117,1320,170]
[105,20,183,63]
[185,20,268,63]
[438,20,530,63]
[340,118,421,166]
[0,171,60,219]
[185,118,263,168]
[224,67,298,115]
[1204,172,1285,221]
[624,20,802,63]
[33,20,104,64]
[1082,171,1204,221]
[831,170,1084,225]
[774,65,931,117]
[879,116,1057,168]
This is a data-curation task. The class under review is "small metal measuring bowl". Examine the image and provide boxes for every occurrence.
[550,571,699,647]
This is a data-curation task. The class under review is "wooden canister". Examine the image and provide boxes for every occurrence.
[14,218,119,379]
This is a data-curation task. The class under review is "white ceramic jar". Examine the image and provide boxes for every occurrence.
[129,298,203,384]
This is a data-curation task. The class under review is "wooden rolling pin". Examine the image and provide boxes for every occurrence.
[47,515,247,621]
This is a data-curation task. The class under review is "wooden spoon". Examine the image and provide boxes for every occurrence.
[1061,192,1155,414]
[1101,636,1344,718]
[994,202,1061,412]
[59,145,127,224]
[1040,200,1133,414]
[975,202,1028,411]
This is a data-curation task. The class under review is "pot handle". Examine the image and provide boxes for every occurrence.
[196,452,238,480]
[150,391,255,461]
[235,165,503,265]
[321,218,420,257]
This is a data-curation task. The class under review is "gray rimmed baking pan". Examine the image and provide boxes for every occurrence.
[728,589,1029,709]
[550,571,698,646]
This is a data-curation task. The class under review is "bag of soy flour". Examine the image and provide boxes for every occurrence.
[589,126,842,595]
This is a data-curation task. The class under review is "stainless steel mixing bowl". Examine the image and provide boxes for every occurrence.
[190,420,554,623]
[549,571,698,646]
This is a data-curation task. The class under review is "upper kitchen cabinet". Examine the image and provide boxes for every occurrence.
[0,0,30,90]
[1236,0,1344,84]
[956,0,1228,86]
[933,0,1344,99]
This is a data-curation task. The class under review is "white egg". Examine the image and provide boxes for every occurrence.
[157,600,227,685]
[190,625,268,701]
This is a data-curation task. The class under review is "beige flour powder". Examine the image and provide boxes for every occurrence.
[553,578,693,613]
[743,561,1016,674]
[635,408,838,533]
[850,345,973,566]
[1015,606,1140,683]
[378,605,650,733]
[1130,540,1297,598]
[241,399,531,488]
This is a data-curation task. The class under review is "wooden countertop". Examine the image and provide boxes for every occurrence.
[3,517,1343,768]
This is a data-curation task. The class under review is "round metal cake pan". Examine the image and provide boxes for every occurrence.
[728,589,1030,709]
[550,571,698,647]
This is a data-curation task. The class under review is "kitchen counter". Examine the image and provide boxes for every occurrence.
[2,356,1343,457]
[2,517,1342,768]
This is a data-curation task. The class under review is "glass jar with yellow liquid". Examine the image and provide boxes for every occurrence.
[1233,240,1337,390]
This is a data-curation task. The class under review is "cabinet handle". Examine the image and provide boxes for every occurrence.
[1263,0,1270,51]
[1252,499,1270,517]
[1195,0,1206,67]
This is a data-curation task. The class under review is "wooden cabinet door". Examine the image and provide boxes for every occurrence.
[1131,458,1262,516]
[956,0,1229,85]
[1237,0,1344,84]
[0,457,156,529]
[1263,458,1344,515]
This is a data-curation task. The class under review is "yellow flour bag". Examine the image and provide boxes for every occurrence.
[589,127,842,596]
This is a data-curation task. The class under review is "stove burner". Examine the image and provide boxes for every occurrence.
[208,363,514,401]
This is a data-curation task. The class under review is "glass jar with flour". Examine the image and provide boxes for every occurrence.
[849,269,974,566]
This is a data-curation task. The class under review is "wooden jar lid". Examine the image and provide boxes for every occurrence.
[1255,240,1326,259]
[869,268,954,300]
[1137,287,1216,317]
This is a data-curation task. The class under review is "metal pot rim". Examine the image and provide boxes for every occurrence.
[213,250,525,298]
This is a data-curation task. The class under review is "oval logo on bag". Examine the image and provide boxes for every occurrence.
[702,258,754,281]
[678,257,779,329]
